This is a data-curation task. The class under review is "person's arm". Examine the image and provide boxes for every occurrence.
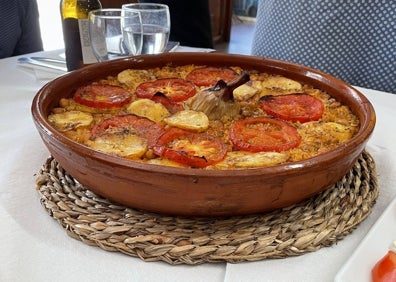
[13,0,43,56]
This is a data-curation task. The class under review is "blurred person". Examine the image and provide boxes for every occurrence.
[0,0,43,58]
[251,0,396,94]
[140,0,214,48]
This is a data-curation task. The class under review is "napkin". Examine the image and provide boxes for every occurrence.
[173,45,216,53]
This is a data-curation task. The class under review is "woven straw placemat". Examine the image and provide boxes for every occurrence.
[35,151,378,265]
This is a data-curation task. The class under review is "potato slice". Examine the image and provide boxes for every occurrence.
[86,134,147,159]
[323,122,355,142]
[299,121,356,145]
[233,81,261,101]
[146,158,188,168]
[117,69,152,88]
[299,122,356,144]
[164,110,209,132]
[48,110,93,132]
[127,98,170,123]
[212,151,289,169]
[260,76,303,96]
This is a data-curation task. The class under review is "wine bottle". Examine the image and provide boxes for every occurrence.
[60,0,102,71]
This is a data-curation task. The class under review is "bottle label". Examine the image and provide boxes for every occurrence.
[78,19,97,64]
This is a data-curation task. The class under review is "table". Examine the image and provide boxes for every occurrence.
[1,49,395,282]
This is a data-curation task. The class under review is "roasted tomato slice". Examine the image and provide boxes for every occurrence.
[229,116,301,152]
[185,67,239,87]
[152,128,227,168]
[260,94,324,123]
[135,78,196,102]
[73,84,131,109]
[91,114,165,147]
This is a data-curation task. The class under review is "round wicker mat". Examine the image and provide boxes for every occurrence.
[35,151,378,265]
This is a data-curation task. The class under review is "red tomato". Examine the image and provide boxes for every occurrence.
[91,114,165,147]
[152,128,227,168]
[135,78,196,102]
[185,67,239,87]
[229,117,301,152]
[260,94,324,123]
[372,249,396,282]
[73,84,131,109]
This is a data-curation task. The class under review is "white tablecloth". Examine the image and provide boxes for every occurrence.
[1,50,395,282]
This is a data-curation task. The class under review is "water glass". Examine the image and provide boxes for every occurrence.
[88,8,143,62]
[122,3,170,54]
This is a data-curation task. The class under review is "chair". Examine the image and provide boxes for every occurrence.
[251,1,396,94]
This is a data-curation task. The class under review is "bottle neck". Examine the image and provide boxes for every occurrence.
[60,0,102,19]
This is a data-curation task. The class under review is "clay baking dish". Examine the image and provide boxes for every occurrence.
[31,52,376,217]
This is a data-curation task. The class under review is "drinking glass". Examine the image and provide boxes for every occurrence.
[88,8,143,62]
[122,3,170,54]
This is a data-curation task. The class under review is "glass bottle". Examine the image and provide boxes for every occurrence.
[60,0,102,71]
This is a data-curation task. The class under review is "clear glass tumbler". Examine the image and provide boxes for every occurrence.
[88,8,143,62]
[122,3,170,55]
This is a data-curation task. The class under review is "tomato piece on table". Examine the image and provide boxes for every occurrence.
[372,243,396,282]
[260,94,324,123]
[135,78,196,102]
[152,128,227,168]
[229,116,301,152]
[73,84,131,109]
[185,67,239,87]
[91,114,165,147]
